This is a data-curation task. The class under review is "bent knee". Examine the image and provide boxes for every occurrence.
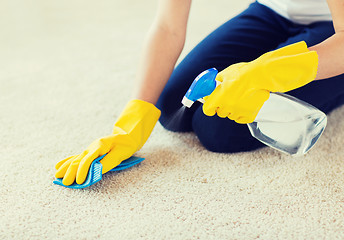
[196,133,264,153]
[192,109,264,153]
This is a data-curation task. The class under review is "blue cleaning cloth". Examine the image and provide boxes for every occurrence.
[53,155,145,189]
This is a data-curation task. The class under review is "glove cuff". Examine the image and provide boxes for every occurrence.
[252,41,318,92]
[113,99,161,150]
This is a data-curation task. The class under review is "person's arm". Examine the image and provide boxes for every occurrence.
[309,0,344,80]
[54,0,192,185]
[134,0,192,105]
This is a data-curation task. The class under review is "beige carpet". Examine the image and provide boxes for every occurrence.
[1,0,344,239]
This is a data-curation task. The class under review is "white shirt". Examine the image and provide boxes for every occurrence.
[257,0,332,25]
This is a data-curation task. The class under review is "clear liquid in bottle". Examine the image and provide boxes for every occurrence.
[248,93,327,156]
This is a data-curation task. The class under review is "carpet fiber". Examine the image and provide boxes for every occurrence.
[1,0,344,239]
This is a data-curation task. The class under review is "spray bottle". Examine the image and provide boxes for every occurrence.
[182,68,327,156]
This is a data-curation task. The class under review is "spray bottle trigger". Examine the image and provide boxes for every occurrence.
[197,98,205,104]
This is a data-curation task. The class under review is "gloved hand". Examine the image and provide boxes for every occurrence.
[203,41,318,124]
[54,99,161,186]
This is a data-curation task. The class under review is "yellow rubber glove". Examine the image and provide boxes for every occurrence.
[54,99,161,186]
[203,41,318,124]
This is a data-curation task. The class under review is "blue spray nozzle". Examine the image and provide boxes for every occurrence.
[182,68,219,108]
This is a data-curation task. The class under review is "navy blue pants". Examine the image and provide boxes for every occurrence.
[156,1,344,153]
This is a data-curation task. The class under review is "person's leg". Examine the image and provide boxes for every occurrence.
[156,2,290,133]
[275,22,344,114]
[158,2,341,154]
